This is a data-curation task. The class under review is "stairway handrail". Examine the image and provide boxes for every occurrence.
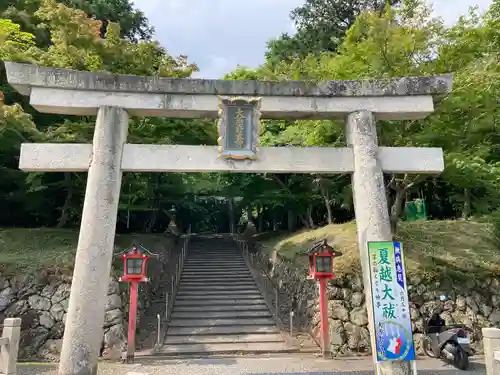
[165,229,191,320]
[232,234,286,320]
[232,234,322,350]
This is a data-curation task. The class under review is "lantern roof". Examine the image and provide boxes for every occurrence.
[115,243,159,258]
[300,239,343,257]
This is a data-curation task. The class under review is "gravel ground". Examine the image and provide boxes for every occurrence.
[17,355,486,375]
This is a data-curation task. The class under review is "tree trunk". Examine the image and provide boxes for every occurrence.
[246,206,253,224]
[390,187,405,234]
[272,211,279,231]
[57,172,73,228]
[228,198,235,233]
[323,190,333,225]
[146,175,161,233]
[462,188,471,220]
[287,210,294,232]
[307,204,315,228]
[387,174,422,234]
[258,204,264,232]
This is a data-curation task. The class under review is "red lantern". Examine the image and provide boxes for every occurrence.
[116,244,156,363]
[305,240,342,280]
[119,246,150,283]
[302,239,343,358]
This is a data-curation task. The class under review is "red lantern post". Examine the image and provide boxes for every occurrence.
[303,239,342,358]
[117,245,153,363]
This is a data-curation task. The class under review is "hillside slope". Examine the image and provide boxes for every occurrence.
[0,228,170,276]
[261,220,500,282]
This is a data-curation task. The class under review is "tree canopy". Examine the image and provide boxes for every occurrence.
[265,0,401,66]
[0,0,499,235]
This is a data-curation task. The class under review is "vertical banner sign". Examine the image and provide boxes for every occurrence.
[368,241,415,362]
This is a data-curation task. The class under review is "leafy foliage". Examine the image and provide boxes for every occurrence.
[0,0,499,238]
[265,0,402,66]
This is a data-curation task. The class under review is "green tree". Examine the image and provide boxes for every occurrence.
[1,0,152,44]
[265,0,402,66]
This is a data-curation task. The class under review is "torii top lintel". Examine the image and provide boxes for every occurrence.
[4,62,453,120]
[5,62,452,97]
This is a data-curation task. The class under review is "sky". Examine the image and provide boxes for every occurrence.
[134,0,493,79]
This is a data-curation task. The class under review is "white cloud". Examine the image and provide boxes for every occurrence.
[134,0,493,78]
[194,55,238,79]
[428,0,492,24]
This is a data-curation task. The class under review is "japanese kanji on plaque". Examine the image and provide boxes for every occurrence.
[368,241,415,362]
[217,96,261,160]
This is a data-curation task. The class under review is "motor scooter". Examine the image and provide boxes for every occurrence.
[422,296,473,370]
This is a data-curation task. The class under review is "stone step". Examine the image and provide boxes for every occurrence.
[186,256,243,259]
[185,261,243,264]
[183,264,246,269]
[186,257,243,260]
[169,318,275,327]
[175,295,262,302]
[184,260,245,263]
[180,276,251,280]
[180,276,254,282]
[182,266,248,274]
[188,250,241,254]
[188,254,240,257]
[186,259,242,263]
[179,285,257,291]
[183,264,246,267]
[155,341,290,356]
[174,304,269,312]
[181,272,250,277]
[187,257,242,260]
[181,277,253,282]
[175,292,264,299]
[179,283,255,289]
[175,291,261,298]
[181,273,251,278]
[176,290,262,301]
[188,256,241,258]
[174,298,266,306]
[187,255,241,258]
[180,279,254,284]
[164,333,284,345]
[180,280,256,290]
[167,325,280,336]
[187,258,241,260]
[183,261,246,266]
[181,274,250,278]
[182,269,250,274]
[171,310,272,319]
[189,247,238,249]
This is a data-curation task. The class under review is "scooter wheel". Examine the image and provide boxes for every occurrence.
[422,336,436,358]
[454,345,469,371]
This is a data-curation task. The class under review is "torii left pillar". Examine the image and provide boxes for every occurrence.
[58,106,129,375]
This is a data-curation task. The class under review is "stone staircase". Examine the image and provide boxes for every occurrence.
[159,237,290,356]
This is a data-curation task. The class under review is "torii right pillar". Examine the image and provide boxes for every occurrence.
[346,107,445,375]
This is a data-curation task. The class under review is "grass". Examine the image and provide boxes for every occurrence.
[2,221,499,282]
[261,220,500,282]
[0,227,170,276]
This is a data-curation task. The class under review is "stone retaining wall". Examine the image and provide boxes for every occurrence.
[0,274,126,360]
[264,253,500,356]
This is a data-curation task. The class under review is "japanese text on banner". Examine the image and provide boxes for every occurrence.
[368,241,415,362]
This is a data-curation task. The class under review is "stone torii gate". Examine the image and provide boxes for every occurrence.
[5,62,451,375]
